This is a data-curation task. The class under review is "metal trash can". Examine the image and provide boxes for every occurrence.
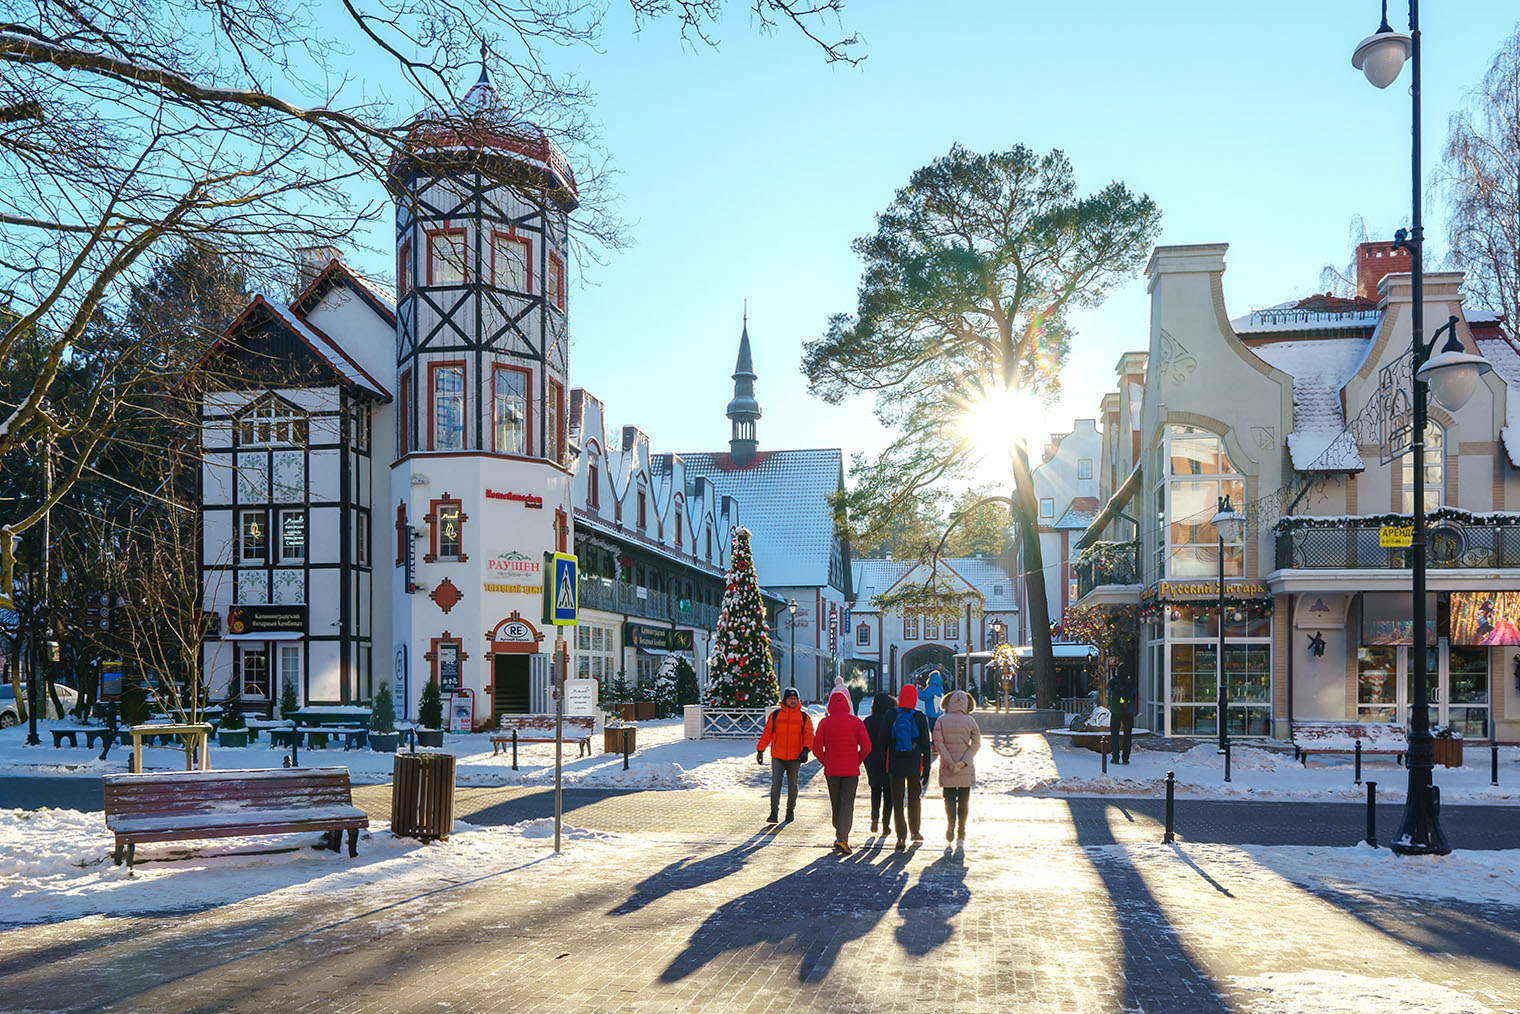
[391,751,456,840]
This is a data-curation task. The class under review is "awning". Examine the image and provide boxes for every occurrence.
[219,631,305,642]
[637,646,693,657]
[1074,463,1143,552]
[1013,644,1098,660]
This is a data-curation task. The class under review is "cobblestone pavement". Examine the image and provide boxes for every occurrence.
[2,786,1519,1013]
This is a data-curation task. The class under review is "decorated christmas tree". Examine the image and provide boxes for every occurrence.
[707,527,780,708]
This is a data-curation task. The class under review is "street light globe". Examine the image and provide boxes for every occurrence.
[1352,27,1411,89]
[1417,346,1491,411]
[1212,499,1246,545]
[787,598,797,616]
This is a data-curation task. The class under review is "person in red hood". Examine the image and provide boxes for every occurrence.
[811,687,871,854]
[886,683,932,850]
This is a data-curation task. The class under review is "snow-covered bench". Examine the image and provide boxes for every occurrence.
[1291,721,1407,765]
[50,726,115,749]
[491,714,594,758]
[102,767,368,868]
[269,725,367,750]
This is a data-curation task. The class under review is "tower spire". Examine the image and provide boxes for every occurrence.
[726,311,761,465]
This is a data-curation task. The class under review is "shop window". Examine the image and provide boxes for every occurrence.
[426,495,467,563]
[1357,646,1397,723]
[857,624,869,645]
[492,365,529,455]
[903,614,918,640]
[427,228,466,286]
[1401,423,1445,513]
[240,511,267,563]
[430,362,465,451]
[491,230,531,291]
[279,645,301,706]
[546,250,565,309]
[278,510,306,563]
[241,647,270,699]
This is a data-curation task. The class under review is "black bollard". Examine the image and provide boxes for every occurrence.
[1493,742,1500,787]
[1163,770,1176,844]
[512,729,519,771]
[1224,740,1232,783]
[623,730,631,771]
[1355,740,1362,786]
[1365,781,1377,848]
[288,720,299,768]
[408,726,417,753]
[1101,736,1109,775]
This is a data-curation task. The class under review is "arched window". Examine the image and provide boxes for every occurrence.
[1401,423,1444,513]
[1162,425,1243,579]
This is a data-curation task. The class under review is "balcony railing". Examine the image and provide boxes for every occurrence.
[1274,511,1520,571]
[1075,540,1140,599]
[578,574,720,628]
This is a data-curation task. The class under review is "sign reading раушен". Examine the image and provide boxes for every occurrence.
[226,605,307,635]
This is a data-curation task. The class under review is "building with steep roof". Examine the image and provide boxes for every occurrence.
[1011,418,1102,648]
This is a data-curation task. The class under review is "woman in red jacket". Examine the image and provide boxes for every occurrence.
[811,687,872,854]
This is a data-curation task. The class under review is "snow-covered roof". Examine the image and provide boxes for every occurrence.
[1477,335,1520,468]
[1250,338,1370,472]
[262,300,390,399]
[850,560,909,612]
[849,556,1017,613]
[1231,300,1382,335]
[1054,497,1101,530]
[678,449,844,589]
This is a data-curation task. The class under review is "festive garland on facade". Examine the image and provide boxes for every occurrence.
[1139,600,1274,625]
[1274,508,1520,533]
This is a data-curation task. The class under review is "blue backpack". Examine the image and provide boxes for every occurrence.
[891,708,917,753]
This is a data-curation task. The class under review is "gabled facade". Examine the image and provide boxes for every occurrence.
[1012,418,1102,646]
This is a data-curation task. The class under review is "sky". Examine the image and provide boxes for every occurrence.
[344,1,1520,491]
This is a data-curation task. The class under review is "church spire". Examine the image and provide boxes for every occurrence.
[726,309,761,465]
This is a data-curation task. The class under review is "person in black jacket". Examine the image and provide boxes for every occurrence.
[886,683,932,850]
[1107,665,1137,765]
[862,692,896,834]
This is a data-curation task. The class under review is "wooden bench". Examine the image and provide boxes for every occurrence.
[243,718,287,742]
[51,727,116,749]
[491,715,594,758]
[1291,721,1407,765]
[102,767,368,868]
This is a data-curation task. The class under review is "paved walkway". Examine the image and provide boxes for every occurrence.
[2,784,1518,1012]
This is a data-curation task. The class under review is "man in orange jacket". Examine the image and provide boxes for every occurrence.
[757,687,814,823]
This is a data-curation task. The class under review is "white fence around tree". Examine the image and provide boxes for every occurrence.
[684,706,770,740]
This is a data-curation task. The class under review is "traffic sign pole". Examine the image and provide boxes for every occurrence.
[554,636,564,854]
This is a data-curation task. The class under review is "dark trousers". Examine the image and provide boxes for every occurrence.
[889,774,921,840]
[1112,712,1135,763]
[769,758,800,815]
[943,786,970,837]
[868,779,889,827]
[825,775,858,843]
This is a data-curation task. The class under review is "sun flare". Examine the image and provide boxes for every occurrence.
[957,386,1048,466]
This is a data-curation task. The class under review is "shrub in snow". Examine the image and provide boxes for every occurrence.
[651,656,700,718]
[370,684,395,733]
[418,681,443,730]
[279,680,299,718]
[219,700,246,731]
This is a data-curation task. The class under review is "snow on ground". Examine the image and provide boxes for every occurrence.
[3,717,1519,803]
[0,805,641,926]
[1228,971,1501,1014]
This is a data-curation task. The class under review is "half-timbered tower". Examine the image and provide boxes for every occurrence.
[387,62,580,726]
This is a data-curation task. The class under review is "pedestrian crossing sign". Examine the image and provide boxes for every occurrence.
[548,552,578,626]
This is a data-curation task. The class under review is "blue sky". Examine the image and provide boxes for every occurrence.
[350,1,1520,489]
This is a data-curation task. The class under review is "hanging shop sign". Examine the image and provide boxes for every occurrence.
[226,605,307,635]
[1148,581,1267,602]
[485,488,543,509]
[625,623,695,653]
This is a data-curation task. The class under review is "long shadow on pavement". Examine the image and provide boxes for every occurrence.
[660,847,912,984]
[1067,799,1232,1013]
[895,846,972,956]
[609,829,782,915]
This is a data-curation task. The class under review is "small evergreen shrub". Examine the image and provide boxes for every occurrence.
[418,680,443,730]
[370,684,395,733]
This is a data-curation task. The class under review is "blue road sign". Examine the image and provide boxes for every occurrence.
[551,552,578,626]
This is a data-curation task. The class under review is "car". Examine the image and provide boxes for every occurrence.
[0,682,79,726]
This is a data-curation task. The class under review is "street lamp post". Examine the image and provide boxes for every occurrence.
[989,618,1008,709]
[1211,497,1245,760]
[1352,0,1492,855]
[787,599,798,690]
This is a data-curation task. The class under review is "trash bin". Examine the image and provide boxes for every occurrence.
[603,725,636,755]
[391,751,456,840]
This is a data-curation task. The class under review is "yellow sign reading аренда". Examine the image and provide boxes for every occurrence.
[1379,525,1413,548]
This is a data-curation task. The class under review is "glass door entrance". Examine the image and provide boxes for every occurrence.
[1356,640,1489,736]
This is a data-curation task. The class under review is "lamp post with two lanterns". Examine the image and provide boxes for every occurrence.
[1350,0,1493,854]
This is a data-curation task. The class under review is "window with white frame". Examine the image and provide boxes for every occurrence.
[856,624,869,645]
[491,231,531,291]
[492,366,529,455]
[431,364,465,450]
[241,647,270,698]
[1078,458,1093,480]
[1401,423,1444,513]
[278,510,306,562]
[241,511,268,563]
[1162,425,1244,579]
[238,400,307,447]
[278,645,301,708]
[903,614,918,640]
[427,228,466,285]
[576,623,617,681]
[1039,498,1055,520]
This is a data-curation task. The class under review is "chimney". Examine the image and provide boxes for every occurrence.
[294,245,342,296]
[1355,241,1411,302]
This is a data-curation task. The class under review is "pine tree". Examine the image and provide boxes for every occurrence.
[706,527,779,708]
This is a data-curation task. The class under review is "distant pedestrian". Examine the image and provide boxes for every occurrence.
[932,690,982,843]
[923,670,945,732]
[812,687,872,855]
[756,687,814,824]
[1107,666,1137,765]
[887,683,932,851]
[862,691,896,834]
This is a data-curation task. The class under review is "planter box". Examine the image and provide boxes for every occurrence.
[1433,737,1463,768]
[370,731,400,753]
[604,726,636,755]
[619,702,657,722]
[217,729,249,748]
[416,729,444,749]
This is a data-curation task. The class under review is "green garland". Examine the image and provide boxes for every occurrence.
[1275,508,1520,533]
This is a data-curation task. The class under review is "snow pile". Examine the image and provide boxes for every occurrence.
[0,807,642,926]
[1477,336,1520,467]
[1174,742,1291,772]
[1230,971,1497,1014]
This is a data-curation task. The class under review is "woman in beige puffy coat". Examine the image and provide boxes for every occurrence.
[931,689,981,843]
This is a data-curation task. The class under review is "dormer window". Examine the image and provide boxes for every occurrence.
[238,399,307,447]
